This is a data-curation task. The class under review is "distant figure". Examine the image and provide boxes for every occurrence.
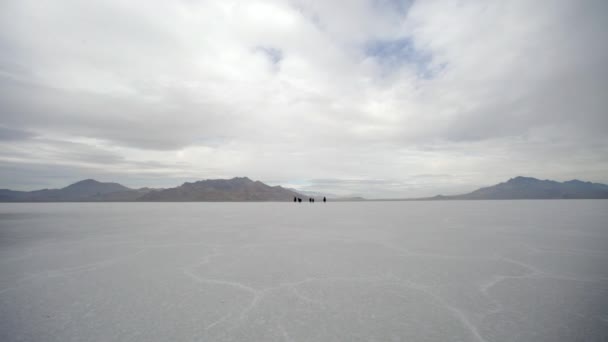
[323,196,326,203]
[294,196,297,202]
[312,198,315,203]
[298,198,302,203]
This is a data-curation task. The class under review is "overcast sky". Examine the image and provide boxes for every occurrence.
[0,0,607,198]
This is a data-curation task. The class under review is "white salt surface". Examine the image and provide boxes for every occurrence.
[1,201,607,341]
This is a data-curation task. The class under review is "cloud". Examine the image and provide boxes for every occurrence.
[256,46,284,65]
[364,37,436,78]
[0,126,35,141]
[0,0,606,196]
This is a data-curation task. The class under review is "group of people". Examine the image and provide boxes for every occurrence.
[294,196,326,203]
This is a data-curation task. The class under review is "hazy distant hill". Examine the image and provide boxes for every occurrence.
[0,179,137,202]
[432,176,608,200]
[286,188,360,201]
[89,188,155,201]
[139,177,303,201]
[286,188,335,198]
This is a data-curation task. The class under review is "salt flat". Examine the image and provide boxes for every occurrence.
[0,201,607,341]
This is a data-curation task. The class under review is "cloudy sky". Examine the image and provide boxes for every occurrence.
[0,0,607,198]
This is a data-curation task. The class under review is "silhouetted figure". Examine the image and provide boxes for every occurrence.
[294,196,297,202]
[323,196,326,203]
[312,198,315,203]
[298,198,302,203]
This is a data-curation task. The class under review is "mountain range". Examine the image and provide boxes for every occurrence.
[139,177,301,201]
[0,179,135,202]
[426,176,608,200]
[0,177,304,202]
[0,176,607,202]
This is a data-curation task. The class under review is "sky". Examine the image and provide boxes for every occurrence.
[0,0,607,198]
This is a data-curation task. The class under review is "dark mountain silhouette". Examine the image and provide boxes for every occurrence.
[431,176,608,200]
[139,177,303,201]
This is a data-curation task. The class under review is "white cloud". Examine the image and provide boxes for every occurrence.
[0,0,606,196]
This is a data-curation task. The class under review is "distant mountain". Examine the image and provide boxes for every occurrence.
[0,179,139,202]
[286,188,335,198]
[3,176,606,202]
[330,196,367,202]
[286,188,359,200]
[139,177,304,202]
[0,177,305,202]
[433,176,608,200]
[88,188,155,201]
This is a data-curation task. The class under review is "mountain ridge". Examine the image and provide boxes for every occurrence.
[0,177,306,202]
[0,179,134,202]
[1,176,607,202]
[139,177,303,202]
[427,176,608,200]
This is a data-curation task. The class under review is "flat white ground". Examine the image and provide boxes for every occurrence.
[1,201,607,341]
